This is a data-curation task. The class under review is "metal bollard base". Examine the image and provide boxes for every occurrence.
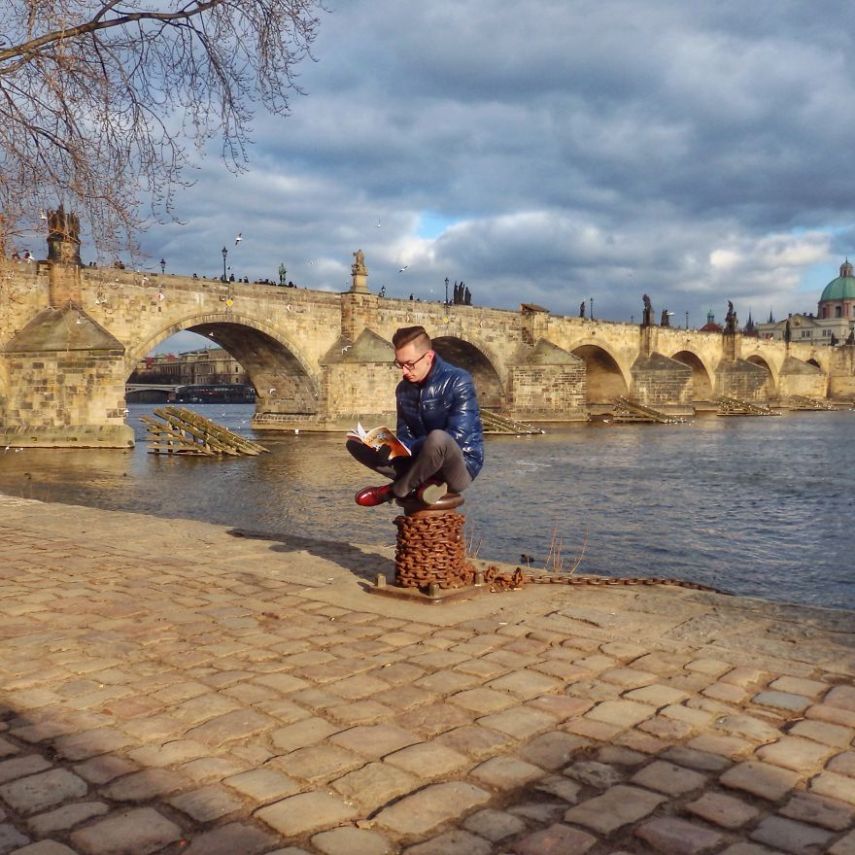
[367,572,490,605]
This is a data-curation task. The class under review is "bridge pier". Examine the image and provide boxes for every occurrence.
[1,304,133,448]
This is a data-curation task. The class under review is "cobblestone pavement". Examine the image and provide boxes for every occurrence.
[0,494,854,855]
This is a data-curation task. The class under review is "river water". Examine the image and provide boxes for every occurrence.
[1,404,853,610]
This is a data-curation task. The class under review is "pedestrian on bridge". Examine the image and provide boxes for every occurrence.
[347,325,484,507]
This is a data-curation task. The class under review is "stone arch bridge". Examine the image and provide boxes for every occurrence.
[0,237,849,447]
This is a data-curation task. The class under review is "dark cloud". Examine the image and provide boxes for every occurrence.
[143,0,855,352]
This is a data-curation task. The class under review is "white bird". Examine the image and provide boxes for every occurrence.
[376,218,381,228]
[398,265,408,273]
[39,211,47,221]
[341,345,351,353]
[234,233,242,245]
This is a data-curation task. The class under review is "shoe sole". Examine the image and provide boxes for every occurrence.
[419,481,448,505]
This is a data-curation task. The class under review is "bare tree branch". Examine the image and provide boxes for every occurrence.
[0,0,324,257]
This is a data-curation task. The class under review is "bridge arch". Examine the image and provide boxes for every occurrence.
[745,354,777,396]
[669,349,714,401]
[431,335,504,409]
[126,312,321,414]
[570,342,630,403]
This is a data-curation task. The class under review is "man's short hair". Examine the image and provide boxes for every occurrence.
[393,325,431,350]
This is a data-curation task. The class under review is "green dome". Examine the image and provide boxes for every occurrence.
[820,260,855,302]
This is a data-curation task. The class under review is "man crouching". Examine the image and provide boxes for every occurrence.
[347,325,484,506]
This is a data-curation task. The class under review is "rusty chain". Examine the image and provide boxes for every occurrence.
[394,512,475,589]
[483,565,724,594]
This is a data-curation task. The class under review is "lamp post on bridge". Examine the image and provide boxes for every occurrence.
[589,297,594,320]
[445,277,449,307]
[221,247,228,282]
[160,258,166,274]
[685,310,689,330]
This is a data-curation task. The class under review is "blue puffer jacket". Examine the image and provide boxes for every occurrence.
[396,354,485,478]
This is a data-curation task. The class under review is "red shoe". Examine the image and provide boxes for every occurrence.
[416,477,447,505]
[355,484,395,507]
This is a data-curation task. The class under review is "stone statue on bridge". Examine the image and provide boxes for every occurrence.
[352,249,367,276]
[641,294,653,327]
[350,249,368,293]
[725,300,738,334]
[660,309,671,327]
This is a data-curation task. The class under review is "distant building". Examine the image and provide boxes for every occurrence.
[819,258,855,321]
[699,310,722,333]
[130,347,248,385]
[756,259,855,345]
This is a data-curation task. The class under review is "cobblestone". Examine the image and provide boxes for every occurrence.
[383,742,469,778]
[585,699,657,727]
[373,781,491,836]
[470,755,544,789]
[563,784,666,833]
[720,760,802,801]
[790,719,853,747]
[462,807,526,841]
[0,769,88,815]
[255,791,359,836]
[635,816,725,853]
[476,706,556,738]
[685,790,759,828]
[27,801,110,836]
[329,761,419,811]
[750,815,833,853]
[511,822,597,854]
[756,735,832,771]
[630,759,708,795]
[182,822,280,855]
[780,791,855,831]
[167,784,244,822]
[810,770,855,805]
[69,806,182,854]
[311,826,393,855]
[403,828,491,855]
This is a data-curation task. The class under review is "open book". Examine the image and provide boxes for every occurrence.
[346,422,411,460]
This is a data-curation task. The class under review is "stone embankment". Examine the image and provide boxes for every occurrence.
[0,494,853,854]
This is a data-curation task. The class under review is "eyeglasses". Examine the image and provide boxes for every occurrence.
[394,352,429,371]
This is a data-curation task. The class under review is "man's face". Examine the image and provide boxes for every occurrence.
[395,342,434,384]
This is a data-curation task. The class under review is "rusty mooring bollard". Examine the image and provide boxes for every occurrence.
[393,492,475,590]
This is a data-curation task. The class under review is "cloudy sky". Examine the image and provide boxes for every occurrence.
[141,0,855,351]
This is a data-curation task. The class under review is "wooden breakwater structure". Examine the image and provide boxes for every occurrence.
[480,410,545,435]
[717,397,780,417]
[142,407,269,456]
[610,397,687,425]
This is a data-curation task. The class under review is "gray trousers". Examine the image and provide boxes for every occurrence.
[346,429,472,498]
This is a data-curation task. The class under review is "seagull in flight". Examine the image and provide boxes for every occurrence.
[376,218,381,228]
[234,233,242,245]
[398,265,409,273]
